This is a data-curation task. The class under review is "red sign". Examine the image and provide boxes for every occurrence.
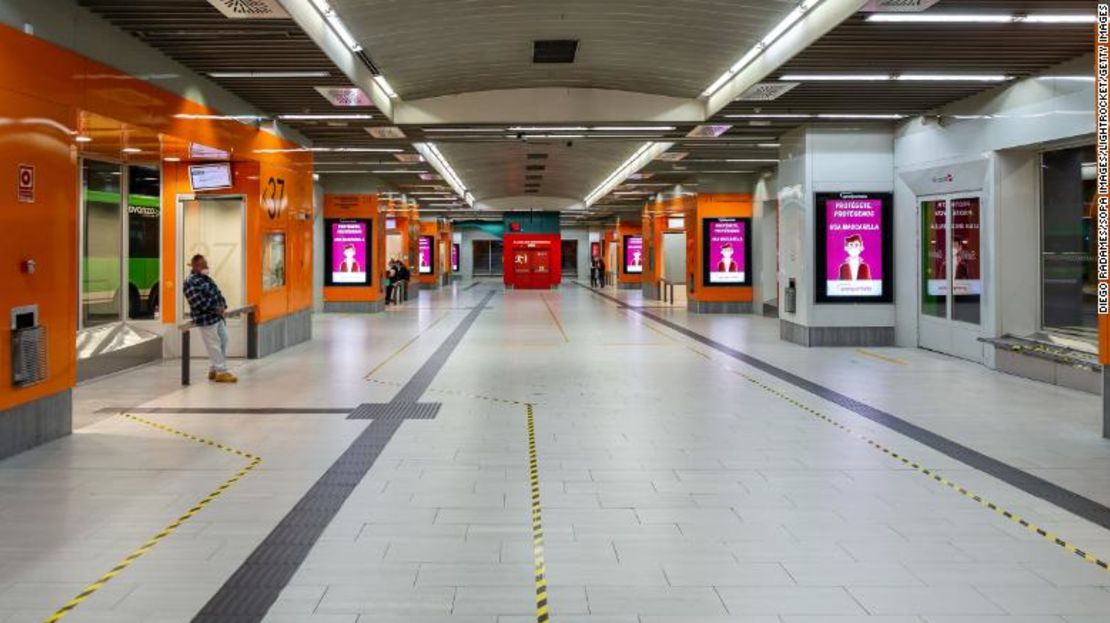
[17,164,34,203]
[509,222,522,232]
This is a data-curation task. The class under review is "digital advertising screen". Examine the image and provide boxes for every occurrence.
[623,235,644,274]
[325,219,370,286]
[590,241,601,259]
[451,243,460,272]
[418,235,434,274]
[815,192,893,303]
[702,217,752,286]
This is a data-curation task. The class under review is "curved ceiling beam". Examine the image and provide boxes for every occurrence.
[394,88,706,125]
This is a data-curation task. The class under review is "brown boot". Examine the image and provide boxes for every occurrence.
[212,371,238,383]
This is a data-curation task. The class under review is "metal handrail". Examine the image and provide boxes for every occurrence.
[179,305,255,386]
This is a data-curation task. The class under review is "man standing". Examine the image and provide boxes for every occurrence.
[183,254,237,383]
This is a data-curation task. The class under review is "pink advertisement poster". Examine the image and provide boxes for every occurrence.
[330,220,368,285]
[418,235,433,274]
[824,196,884,297]
[624,235,643,273]
[451,243,460,271]
[707,219,747,284]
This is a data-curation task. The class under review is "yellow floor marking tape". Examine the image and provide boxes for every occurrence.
[43,414,262,622]
[541,295,570,343]
[526,403,551,623]
[364,311,451,379]
[682,343,1110,573]
[855,348,910,366]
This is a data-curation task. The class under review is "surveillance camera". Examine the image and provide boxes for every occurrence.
[516,133,525,140]
[566,141,574,148]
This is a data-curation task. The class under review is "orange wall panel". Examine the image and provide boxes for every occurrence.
[689,193,755,303]
[0,24,314,411]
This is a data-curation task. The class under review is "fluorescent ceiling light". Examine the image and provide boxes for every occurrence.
[584,142,674,206]
[1038,75,1095,82]
[779,74,891,81]
[426,127,505,133]
[817,113,904,119]
[590,126,676,132]
[700,0,823,98]
[371,170,428,174]
[1020,14,1096,24]
[209,71,329,78]
[757,143,780,148]
[509,126,589,132]
[520,134,587,139]
[373,75,399,99]
[414,142,475,207]
[725,113,813,119]
[310,0,363,52]
[897,74,1009,82]
[726,158,779,163]
[866,13,1094,24]
[253,147,402,154]
[781,73,1009,83]
[174,113,265,121]
[278,113,373,120]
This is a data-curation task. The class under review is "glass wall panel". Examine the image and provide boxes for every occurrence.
[82,160,123,328]
[1041,145,1097,339]
[127,165,160,319]
[921,199,947,319]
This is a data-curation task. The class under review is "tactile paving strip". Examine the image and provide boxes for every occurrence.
[192,290,497,623]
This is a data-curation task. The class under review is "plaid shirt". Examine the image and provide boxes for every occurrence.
[183,272,227,327]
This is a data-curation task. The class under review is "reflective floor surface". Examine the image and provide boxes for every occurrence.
[2,281,1110,623]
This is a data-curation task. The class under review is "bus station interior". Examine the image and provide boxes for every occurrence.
[1,0,1110,621]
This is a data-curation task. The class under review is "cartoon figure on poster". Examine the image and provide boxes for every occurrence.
[824,198,883,297]
[707,219,746,284]
[418,236,433,274]
[624,236,643,274]
[329,221,368,285]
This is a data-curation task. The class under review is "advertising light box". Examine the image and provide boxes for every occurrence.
[325,219,370,286]
[451,243,460,272]
[815,192,893,303]
[623,235,644,274]
[702,217,752,286]
[418,235,434,274]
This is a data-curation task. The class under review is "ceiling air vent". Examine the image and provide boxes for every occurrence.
[206,0,289,19]
[736,81,799,102]
[526,165,546,171]
[533,40,579,64]
[526,153,549,160]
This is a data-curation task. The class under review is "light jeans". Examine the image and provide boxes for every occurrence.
[198,320,229,373]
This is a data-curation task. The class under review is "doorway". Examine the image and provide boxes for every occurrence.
[918,194,984,362]
[179,196,247,357]
[662,232,686,284]
[561,239,578,278]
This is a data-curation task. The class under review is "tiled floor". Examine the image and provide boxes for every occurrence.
[3,281,1110,622]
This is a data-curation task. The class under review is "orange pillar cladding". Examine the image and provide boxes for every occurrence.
[640,195,693,300]
[687,193,755,314]
[322,195,386,313]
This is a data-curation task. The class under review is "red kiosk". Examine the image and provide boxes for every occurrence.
[502,212,562,290]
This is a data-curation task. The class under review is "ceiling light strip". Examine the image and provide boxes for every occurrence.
[865,13,1094,24]
[701,0,824,98]
[584,142,674,207]
[413,142,475,206]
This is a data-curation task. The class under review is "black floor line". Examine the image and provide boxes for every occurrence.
[193,290,497,623]
[577,283,1110,530]
[97,407,353,415]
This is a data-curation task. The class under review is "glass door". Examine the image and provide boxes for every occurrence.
[180,197,248,357]
[918,194,984,361]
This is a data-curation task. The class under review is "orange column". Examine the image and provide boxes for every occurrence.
[322,194,385,313]
[687,193,755,313]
